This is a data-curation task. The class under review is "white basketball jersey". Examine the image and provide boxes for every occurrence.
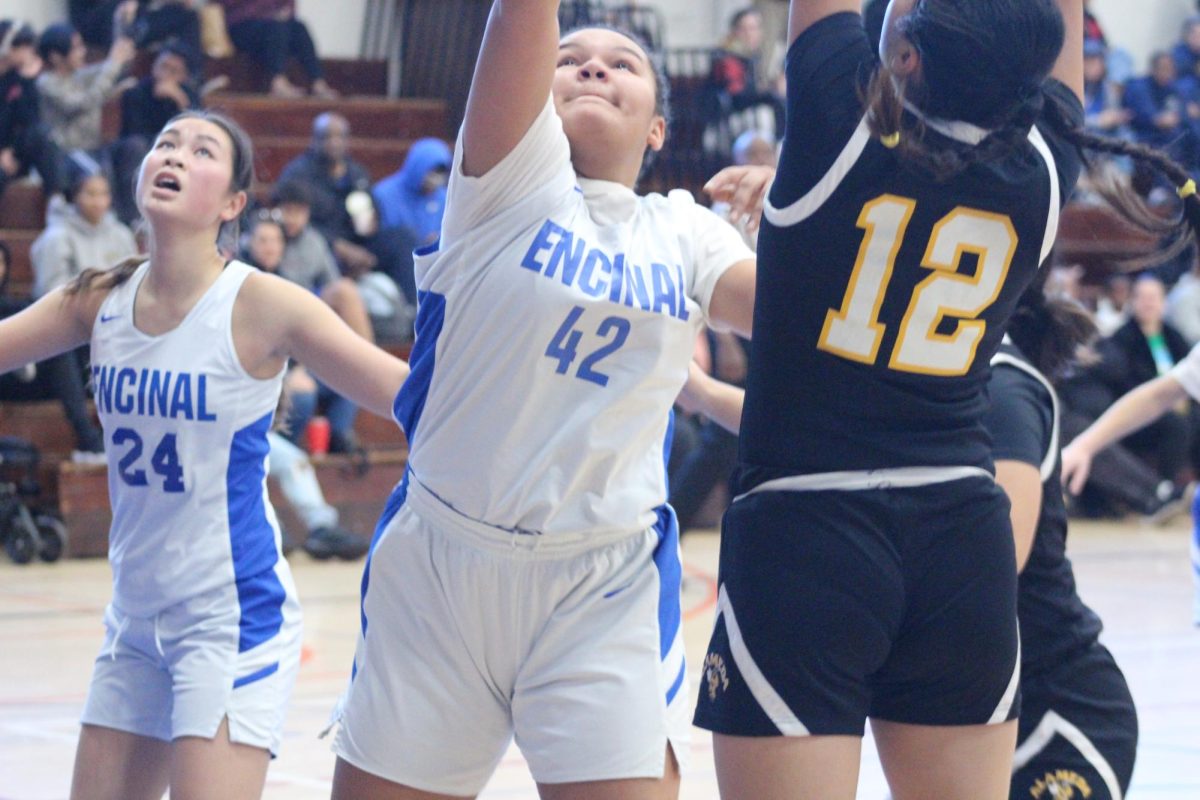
[395,97,753,540]
[91,260,290,621]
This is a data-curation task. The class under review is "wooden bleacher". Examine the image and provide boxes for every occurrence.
[0,53,443,556]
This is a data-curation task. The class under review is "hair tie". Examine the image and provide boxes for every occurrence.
[881,131,901,149]
[1179,179,1197,200]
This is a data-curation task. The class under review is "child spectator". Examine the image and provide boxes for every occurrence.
[31,171,137,299]
[0,19,68,201]
[709,7,785,139]
[1083,40,1130,137]
[215,0,337,98]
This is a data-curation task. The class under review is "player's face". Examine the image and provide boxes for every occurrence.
[553,28,665,170]
[879,0,919,69]
[137,117,244,233]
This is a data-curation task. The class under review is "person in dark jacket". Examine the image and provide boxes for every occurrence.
[0,20,67,201]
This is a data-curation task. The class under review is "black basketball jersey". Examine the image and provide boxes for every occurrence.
[738,13,1084,483]
[984,342,1104,676]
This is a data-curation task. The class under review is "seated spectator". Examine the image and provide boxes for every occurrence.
[1123,52,1199,169]
[118,41,201,140]
[36,22,142,223]
[1093,274,1200,485]
[0,19,68,201]
[1169,261,1200,345]
[708,7,785,141]
[216,0,337,98]
[277,112,376,275]
[31,170,137,299]
[1175,15,1200,82]
[0,239,106,460]
[270,365,369,560]
[1095,273,1131,337]
[344,190,417,339]
[70,0,202,70]
[371,137,451,248]
[245,205,367,455]
[1083,40,1131,137]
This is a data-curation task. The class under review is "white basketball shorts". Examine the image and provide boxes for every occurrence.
[330,477,689,795]
[80,563,302,755]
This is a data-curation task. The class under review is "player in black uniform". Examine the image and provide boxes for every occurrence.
[694,1,1095,797]
[986,282,1138,800]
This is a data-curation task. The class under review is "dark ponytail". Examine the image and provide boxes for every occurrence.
[1007,267,1097,381]
[63,256,145,296]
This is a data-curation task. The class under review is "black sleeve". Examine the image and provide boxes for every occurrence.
[1036,79,1086,205]
[771,12,876,206]
[983,365,1054,468]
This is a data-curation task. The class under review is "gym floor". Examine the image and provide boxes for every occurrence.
[1,519,1197,799]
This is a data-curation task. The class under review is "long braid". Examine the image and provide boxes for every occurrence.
[1040,89,1200,269]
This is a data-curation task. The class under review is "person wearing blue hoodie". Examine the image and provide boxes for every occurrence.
[371,137,451,247]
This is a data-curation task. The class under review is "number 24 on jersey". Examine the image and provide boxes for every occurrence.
[819,194,1018,376]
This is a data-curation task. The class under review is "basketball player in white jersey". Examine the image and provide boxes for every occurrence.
[328,2,757,798]
[0,110,409,800]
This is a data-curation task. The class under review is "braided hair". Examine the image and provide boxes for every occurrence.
[864,0,1200,265]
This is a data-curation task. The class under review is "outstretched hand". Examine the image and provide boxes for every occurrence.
[1060,441,1093,496]
[704,165,775,236]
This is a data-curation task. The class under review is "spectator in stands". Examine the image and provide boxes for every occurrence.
[0,19,68,202]
[1095,273,1131,337]
[0,239,106,461]
[277,112,377,275]
[1083,0,1106,46]
[1123,52,1198,169]
[70,0,202,69]
[1083,40,1130,137]
[343,191,417,340]
[253,195,369,455]
[120,42,200,140]
[272,364,370,560]
[36,22,143,223]
[371,137,450,248]
[709,7,785,140]
[1175,16,1200,81]
[1094,274,1200,485]
[31,170,138,298]
[1168,260,1200,345]
[216,0,337,99]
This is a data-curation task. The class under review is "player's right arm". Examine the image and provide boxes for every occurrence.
[460,0,560,177]
[0,288,100,375]
[788,0,861,46]
[1061,374,1190,495]
[1050,0,1084,103]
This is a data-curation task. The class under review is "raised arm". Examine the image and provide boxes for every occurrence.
[788,0,861,46]
[1051,0,1084,102]
[241,274,409,420]
[460,0,561,177]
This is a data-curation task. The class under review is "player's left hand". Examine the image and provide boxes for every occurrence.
[704,165,775,235]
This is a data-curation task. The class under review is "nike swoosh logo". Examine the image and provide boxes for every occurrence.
[603,581,636,599]
[99,314,120,323]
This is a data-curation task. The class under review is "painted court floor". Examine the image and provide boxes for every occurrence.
[1,520,1197,798]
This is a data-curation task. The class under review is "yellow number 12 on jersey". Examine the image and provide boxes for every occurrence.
[818,194,1018,376]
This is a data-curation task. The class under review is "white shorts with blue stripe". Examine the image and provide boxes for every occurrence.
[331,477,689,795]
[80,563,302,755]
